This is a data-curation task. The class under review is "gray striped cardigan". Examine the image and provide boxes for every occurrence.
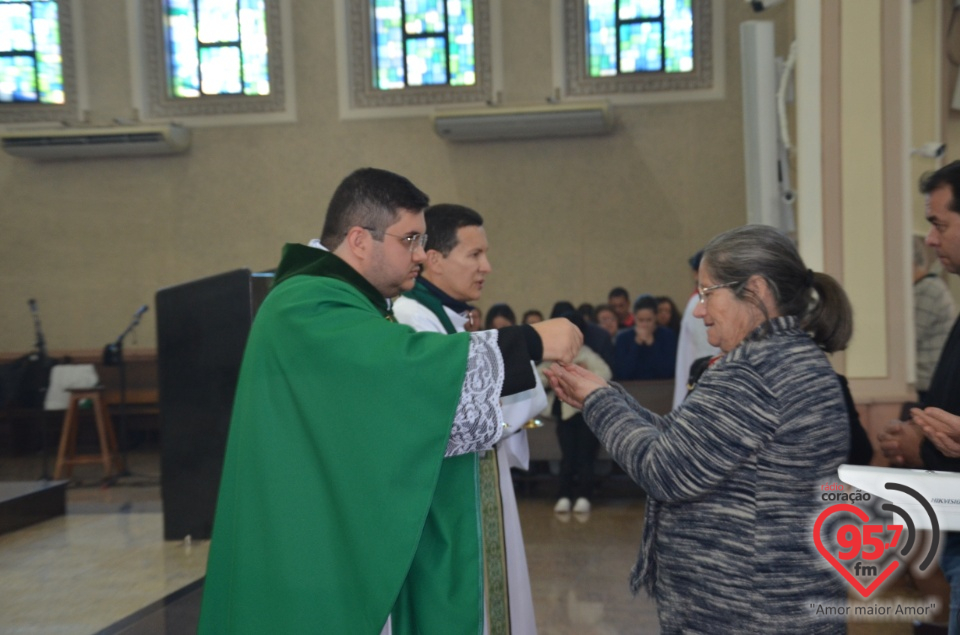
[582,316,848,634]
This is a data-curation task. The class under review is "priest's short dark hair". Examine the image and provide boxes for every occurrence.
[320,167,430,249]
[423,204,484,256]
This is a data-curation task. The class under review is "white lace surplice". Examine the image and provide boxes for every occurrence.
[445,329,505,457]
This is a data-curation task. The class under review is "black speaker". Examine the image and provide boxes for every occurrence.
[156,269,273,540]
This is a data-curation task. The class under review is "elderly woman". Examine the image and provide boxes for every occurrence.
[545,225,852,634]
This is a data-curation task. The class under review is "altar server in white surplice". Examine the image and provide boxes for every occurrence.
[394,203,545,635]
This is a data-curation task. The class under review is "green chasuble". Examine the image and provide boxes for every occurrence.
[198,244,481,635]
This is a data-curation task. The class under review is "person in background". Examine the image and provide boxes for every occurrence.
[546,224,852,634]
[673,249,721,408]
[913,233,956,403]
[540,310,611,515]
[522,309,544,325]
[393,203,546,634]
[486,303,517,329]
[655,296,681,338]
[612,295,677,381]
[878,161,960,635]
[595,304,620,343]
[607,287,634,329]
[552,301,615,369]
[577,302,597,323]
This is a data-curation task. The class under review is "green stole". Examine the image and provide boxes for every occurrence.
[398,280,512,634]
[403,280,458,333]
[198,245,480,635]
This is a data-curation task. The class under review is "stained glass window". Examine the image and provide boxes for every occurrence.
[164,0,270,99]
[0,0,65,104]
[586,0,692,77]
[372,0,476,90]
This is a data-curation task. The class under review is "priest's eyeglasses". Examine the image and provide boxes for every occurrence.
[697,281,739,303]
[363,227,429,253]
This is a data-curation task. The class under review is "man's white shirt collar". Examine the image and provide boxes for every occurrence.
[446,306,470,332]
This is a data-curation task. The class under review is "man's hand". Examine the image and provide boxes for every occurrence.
[911,407,960,459]
[530,318,583,364]
[877,420,924,467]
[543,362,608,410]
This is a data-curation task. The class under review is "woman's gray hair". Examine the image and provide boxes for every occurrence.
[701,225,853,353]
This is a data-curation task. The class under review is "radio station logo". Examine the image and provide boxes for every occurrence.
[813,481,940,599]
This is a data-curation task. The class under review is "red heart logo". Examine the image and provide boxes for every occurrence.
[813,503,900,598]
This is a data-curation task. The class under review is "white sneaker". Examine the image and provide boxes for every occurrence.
[554,497,571,513]
[572,497,591,513]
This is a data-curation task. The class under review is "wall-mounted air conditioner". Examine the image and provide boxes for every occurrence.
[1,124,191,160]
[432,102,614,142]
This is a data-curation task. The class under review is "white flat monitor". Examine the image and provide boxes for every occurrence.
[838,465,960,531]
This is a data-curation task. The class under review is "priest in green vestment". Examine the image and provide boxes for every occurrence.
[197,168,582,635]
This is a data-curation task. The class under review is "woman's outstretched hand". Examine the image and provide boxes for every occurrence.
[543,362,609,411]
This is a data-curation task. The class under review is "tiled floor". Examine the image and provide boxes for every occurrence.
[1,512,208,634]
[0,450,946,634]
[0,452,205,635]
[0,451,660,634]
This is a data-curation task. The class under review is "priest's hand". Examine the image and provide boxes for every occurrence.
[911,407,960,459]
[531,318,582,364]
[544,362,608,411]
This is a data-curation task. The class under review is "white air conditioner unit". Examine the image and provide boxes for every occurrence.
[432,102,614,142]
[1,124,191,160]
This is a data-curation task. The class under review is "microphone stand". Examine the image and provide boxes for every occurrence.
[28,300,51,481]
[103,306,147,480]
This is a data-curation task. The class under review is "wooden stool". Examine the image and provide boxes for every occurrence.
[54,387,124,480]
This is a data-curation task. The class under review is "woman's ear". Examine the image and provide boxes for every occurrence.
[746,275,778,316]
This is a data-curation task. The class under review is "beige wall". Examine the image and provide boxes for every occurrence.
[0,1,794,352]
[792,0,924,405]
[839,0,889,379]
[912,0,942,234]
[823,0,913,401]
